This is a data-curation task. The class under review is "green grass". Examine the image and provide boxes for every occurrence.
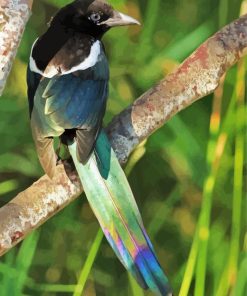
[216,57,246,296]
[0,232,40,296]
[73,230,104,296]
[179,56,246,296]
[0,0,246,295]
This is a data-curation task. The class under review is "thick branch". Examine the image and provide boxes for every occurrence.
[0,14,247,256]
[108,14,247,163]
[0,0,32,95]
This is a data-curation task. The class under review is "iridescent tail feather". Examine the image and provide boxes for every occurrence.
[68,131,172,296]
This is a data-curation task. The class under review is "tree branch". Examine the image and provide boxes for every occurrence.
[0,14,246,256]
[0,0,32,95]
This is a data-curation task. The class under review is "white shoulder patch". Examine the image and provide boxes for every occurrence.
[29,40,101,78]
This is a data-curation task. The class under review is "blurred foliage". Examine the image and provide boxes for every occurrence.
[0,0,246,295]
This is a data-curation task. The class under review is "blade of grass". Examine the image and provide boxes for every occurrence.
[0,232,39,296]
[233,253,247,296]
[179,75,227,296]
[0,249,16,296]
[227,57,245,290]
[15,231,40,296]
[1,250,16,296]
[179,61,242,295]
[178,217,230,296]
[216,57,246,296]
[125,140,147,177]
[209,220,231,294]
[73,229,103,296]
[0,179,18,195]
[178,229,200,296]
[194,72,229,295]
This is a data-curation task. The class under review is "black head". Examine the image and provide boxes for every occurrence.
[50,0,140,39]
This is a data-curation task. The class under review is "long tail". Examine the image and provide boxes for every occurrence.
[68,131,172,296]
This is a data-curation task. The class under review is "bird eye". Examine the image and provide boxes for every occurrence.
[90,13,101,22]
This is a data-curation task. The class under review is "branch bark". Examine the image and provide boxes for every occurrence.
[0,14,247,256]
[0,0,32,95]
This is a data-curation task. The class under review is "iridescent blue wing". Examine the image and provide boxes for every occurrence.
[43,75,108,130]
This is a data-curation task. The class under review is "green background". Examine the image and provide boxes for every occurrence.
[0,0,246,295]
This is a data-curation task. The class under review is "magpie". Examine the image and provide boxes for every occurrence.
[27,1,171,295]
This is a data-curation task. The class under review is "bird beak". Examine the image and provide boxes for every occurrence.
[100,11,141,27]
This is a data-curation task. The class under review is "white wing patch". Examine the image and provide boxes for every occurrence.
[29,40,101,78]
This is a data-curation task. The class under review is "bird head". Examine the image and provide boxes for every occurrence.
[50,0,140,38]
